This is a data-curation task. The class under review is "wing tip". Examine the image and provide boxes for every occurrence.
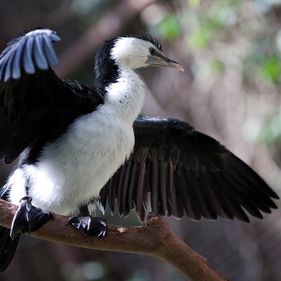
[25,28,61,42]
[0,28,60,82]
[269,189,280,200]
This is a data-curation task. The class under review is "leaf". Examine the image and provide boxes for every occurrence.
[188,26,212,49]
[260,110,281,147]
[260,56,281,84]
[159,15,181,40]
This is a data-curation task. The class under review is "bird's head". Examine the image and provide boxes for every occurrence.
[94,35,183,91]
[110,36,183,71]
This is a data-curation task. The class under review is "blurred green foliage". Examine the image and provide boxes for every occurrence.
[260,109,281,147]
[149,0,281,165]
[188,24,213,49]
[260,56,281,83]
[186,0,239,49]
[158,15,181,40]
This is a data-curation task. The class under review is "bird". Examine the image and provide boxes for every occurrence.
[0,28,278,271]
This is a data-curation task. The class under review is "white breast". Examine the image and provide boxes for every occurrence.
[8,67,145,216]
[28,110,135,215]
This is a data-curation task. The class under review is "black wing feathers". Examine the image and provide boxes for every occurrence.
[0,191,20,272]
[101,116,279,222]
[0,226,20,272]
[0,29,103,164]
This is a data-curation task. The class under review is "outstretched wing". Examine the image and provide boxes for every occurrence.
[100,116,279,222]
[0,29,102,164]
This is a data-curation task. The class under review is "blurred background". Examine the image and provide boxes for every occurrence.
[0,0,281,280]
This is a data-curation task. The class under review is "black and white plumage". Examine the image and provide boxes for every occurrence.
[0,28,278,271]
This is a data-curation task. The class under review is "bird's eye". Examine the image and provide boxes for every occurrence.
[149,47,156,55]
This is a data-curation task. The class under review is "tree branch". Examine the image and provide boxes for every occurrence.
[0,199,228,281]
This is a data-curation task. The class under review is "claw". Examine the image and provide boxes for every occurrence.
[10,196,53,239]
[68,216,107,238]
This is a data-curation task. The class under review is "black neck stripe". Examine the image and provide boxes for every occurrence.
[94,38,120,95]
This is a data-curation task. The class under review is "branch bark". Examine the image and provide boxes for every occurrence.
[0,199,228,281]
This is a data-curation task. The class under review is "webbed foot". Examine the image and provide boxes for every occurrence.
[68,216,107,238]
[10,196,53,239]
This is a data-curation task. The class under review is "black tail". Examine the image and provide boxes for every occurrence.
[0,186,20,271]
[0,227,20,271]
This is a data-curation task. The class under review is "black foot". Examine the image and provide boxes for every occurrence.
[68,216,107,238]
[10,196,53,239]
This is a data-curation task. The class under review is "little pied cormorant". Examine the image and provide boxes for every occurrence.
[0,28,278,271]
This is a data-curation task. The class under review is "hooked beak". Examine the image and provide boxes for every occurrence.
[145,49,184,72]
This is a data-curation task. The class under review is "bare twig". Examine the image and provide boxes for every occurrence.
[0,199,228,281]
[55,0,157,77]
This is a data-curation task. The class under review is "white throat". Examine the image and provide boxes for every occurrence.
[104,66,145,124]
